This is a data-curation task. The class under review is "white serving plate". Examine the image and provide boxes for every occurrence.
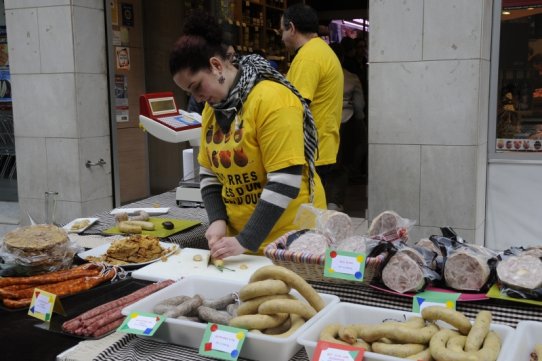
[77,241,178,269]
[297,302,515,361]
[499,321,542,360]
[63,217,99,233]
[122,275,340,361]
[110,207,170,216]
[131,248,273,283]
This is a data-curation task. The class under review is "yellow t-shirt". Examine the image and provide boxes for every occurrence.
[287,37,344,166]
[198,80,326,254]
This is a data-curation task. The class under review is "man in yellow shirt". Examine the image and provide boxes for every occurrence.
[281,3,344,209]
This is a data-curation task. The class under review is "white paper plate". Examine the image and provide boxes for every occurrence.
[63,217,99,233]
[77,241,178,269]
[109,208,170,216]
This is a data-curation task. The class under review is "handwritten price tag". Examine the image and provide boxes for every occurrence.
[313,341,365,361]
[324,249,366,282]
[118,312,165,336]
[28,288,65,322]
[412,291,460,313]
[199,323,247,360]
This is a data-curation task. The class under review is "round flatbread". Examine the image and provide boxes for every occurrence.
[4,224,68,251]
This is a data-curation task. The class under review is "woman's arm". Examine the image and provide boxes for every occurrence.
[236,165,302,252]
[200,166,228,246]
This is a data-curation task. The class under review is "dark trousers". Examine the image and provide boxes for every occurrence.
[317,116,368,206]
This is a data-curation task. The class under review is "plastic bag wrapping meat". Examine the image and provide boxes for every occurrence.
[293,204,352,245]
[379,242,440,293]
[287,231,331,256]
[495,246,542,300]
[0,224,84,276]
[429,234,498,292]
[367,210,416,242]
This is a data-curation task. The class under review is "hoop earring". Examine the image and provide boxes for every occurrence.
[218,74,225,84]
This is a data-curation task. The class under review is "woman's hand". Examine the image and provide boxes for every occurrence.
[210,236,247,259]
[206,220,227,249]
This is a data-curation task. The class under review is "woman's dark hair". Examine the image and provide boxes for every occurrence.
[169,11,228,75]
[282,3,319,34]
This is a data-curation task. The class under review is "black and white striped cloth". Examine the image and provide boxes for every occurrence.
[93,280,542,361]
[212,54,318,201]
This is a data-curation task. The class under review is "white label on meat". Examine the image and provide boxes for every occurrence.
[209,329,239,353]
[331,255,359,275]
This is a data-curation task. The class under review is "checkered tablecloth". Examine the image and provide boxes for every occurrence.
[93,280,542,361]
[82,190,209,250]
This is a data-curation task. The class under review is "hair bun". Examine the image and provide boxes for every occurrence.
[183,11,223,46]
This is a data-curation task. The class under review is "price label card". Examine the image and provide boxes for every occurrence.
[312,341,365,361]
[28,288,65,322]
[199,323,247,360]
[117,312,165,336]
[324,249,366,282]
[412,290,461,313]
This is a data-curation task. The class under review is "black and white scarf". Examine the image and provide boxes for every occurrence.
[211,54,318,201]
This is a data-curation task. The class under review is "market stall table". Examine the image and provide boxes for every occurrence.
[79,190,208,249]
[0,190,208,361]
[58,280,542,361]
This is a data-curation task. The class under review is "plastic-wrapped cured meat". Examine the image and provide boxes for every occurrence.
[336,236,367,253]
[318,210,352,245]
[368,211,414,242]
[293,204,352,245]
[444,251,490,291]
[381,252,425,293]
[497,255,542,291]
[416,238,442,257]
[288,232,330,255]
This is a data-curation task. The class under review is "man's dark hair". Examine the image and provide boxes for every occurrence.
[283,3,319,34]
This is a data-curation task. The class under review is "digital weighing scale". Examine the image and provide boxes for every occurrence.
[139,92,203,207]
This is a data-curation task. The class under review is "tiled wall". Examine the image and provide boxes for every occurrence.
[368,0,492,244]
[5,0,112,224]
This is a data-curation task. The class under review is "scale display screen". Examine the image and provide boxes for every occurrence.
[149,97,177,115]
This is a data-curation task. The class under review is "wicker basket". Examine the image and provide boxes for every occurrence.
[264,230,387,285]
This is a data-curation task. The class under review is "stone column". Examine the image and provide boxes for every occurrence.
[368,0,492,244]
[6,0,112,224]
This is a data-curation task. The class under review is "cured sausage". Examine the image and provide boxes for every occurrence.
[77,279,174,320]
[3,298,32,308]
[62,279,175,332]
[92,317,124,337]
[0,265,98,287]
[6,270,112,300]
[82,305,125,336]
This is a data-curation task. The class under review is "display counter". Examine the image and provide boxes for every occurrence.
[1,190,541,361]
[58,280,542,361]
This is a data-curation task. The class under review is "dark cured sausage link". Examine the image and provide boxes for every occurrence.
[61,318,81,332]
[3,298,32,308]
[92,317,124,337]
[62,279,174,332]
[81,304,125,336]
[3,269,102,299]
[77,279,174,321]
[0,265,99,287]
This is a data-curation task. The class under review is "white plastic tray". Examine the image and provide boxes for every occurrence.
[122,275,339,361]
[109,207,170,216]
[499,321,542,360]
[63,217,99,233]
[297,302,515,361]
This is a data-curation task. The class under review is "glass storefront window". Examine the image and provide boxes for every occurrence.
[494,1,542,155]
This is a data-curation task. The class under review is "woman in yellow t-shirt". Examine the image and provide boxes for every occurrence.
[169,12,325,257]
